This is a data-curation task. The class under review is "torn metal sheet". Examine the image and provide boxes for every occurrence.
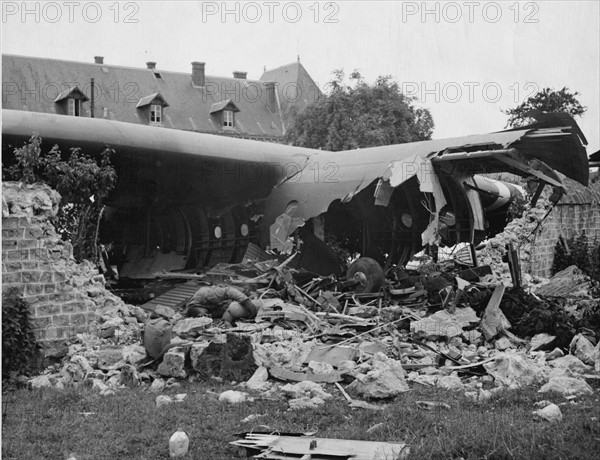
[231,433,410,460]
[420,165,447,246]
[269,201,306,252]
[262,120,588,240]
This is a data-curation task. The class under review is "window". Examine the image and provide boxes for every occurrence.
[67,98,81,116]
[223,110,234,128]
[150,105,162,123]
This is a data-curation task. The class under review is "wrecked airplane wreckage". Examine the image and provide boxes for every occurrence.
[1,109,590,286]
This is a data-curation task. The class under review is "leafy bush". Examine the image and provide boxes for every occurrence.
[2,289,41,379]
[3,134,117,263]
[553,231,600,282]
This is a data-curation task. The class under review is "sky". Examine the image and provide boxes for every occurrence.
[2,1,599,153]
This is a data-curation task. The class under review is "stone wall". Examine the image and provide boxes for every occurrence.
[2,181,138,343]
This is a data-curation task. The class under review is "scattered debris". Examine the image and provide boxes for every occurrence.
[533,403,563,422]
[218,390,251,404]
[231,433,410,460]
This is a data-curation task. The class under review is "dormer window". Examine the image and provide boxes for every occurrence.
[150,104,162,123]
[223,110,234,127]
[209,99,240,130]
[136,93,169,126]
[54,86,89,117]
[68,98,81,116]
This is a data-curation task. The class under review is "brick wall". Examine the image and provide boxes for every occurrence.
[2,182,112,342]
[527,203,600,278]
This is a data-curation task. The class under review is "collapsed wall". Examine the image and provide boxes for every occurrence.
[2,181,139,345]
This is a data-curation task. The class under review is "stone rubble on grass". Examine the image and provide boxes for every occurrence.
[539,376,594,397]
[17,184,598,414]
[218,390,251,404]
[533,403,563,422]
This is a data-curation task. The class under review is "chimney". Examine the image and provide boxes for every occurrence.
[94,56,104,64]
[146,61,156,70]
[233,71,247,79]
[191,61,205,87]
[265,81,277,112]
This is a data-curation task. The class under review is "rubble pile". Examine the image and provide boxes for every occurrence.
[26,245,599,417]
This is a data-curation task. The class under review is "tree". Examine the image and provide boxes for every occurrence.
[503,87,587,128]
[4,134,117,263]
[284,70,434,151]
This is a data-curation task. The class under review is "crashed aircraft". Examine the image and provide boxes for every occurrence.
[1,109,589,280]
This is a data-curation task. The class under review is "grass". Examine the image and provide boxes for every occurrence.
[2,378,600,460]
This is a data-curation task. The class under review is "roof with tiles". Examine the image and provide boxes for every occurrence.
[259,60,322,125]
[2,54,319,140]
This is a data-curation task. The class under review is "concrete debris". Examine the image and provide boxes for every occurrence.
[569,334,597,366]
[245,367,271,392]
[17,197,598,411]
[347,352,409,399]
[288,396,326,410]
[539,376,594,397]
[281,381,333,400]
[157,348,187,379]
[530,333,557,351]
[483,352,546,389]
[218,390,251,404]
[435,373,464,391]
[410,307,479,338]
[533,403,563,422]
[149,378,166,393]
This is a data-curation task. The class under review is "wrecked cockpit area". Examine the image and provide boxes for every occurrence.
[263,114,589,276]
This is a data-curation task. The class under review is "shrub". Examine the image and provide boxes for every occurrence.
[2,289,41,379]
[3,134,117,264]
[553,231,600,282]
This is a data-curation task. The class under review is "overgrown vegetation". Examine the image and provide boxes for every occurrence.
[3,134,117,263]
[2,289,42,381]
[553,231,600,282]
[2,382,598,459]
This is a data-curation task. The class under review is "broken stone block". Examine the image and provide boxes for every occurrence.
[218,390,250,404]
[189,341,211,370]
[308,360,335,375]
[411,307,479,338]
[533,403,562,422]
[94,348,126,371]
[30,375,52,389]
[495,337,513,351]
[119,364,140,387]
[569,334,596,366]
[246,366,271,392]
[85,378,110,392]
[347,352,409,399]
[288,396,326,410]
[70,355,94,374]
[174,393,187,402]
[337,360,357,373]
[545,348,564,361]
[131,306,148,323]
[149,378,166,393]
[483,352,546,389]
[436,373,464,391]
[173,317,212,338]
[156,395,173,408]
[548,355,590,378]
[539,376,593,397]
[281,381,333,400]
[157,347,187,379]
[154,305,176,319]
[530,333,557,351]
[121,344,146,365]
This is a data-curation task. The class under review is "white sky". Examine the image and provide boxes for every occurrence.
[2,1,599,153]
